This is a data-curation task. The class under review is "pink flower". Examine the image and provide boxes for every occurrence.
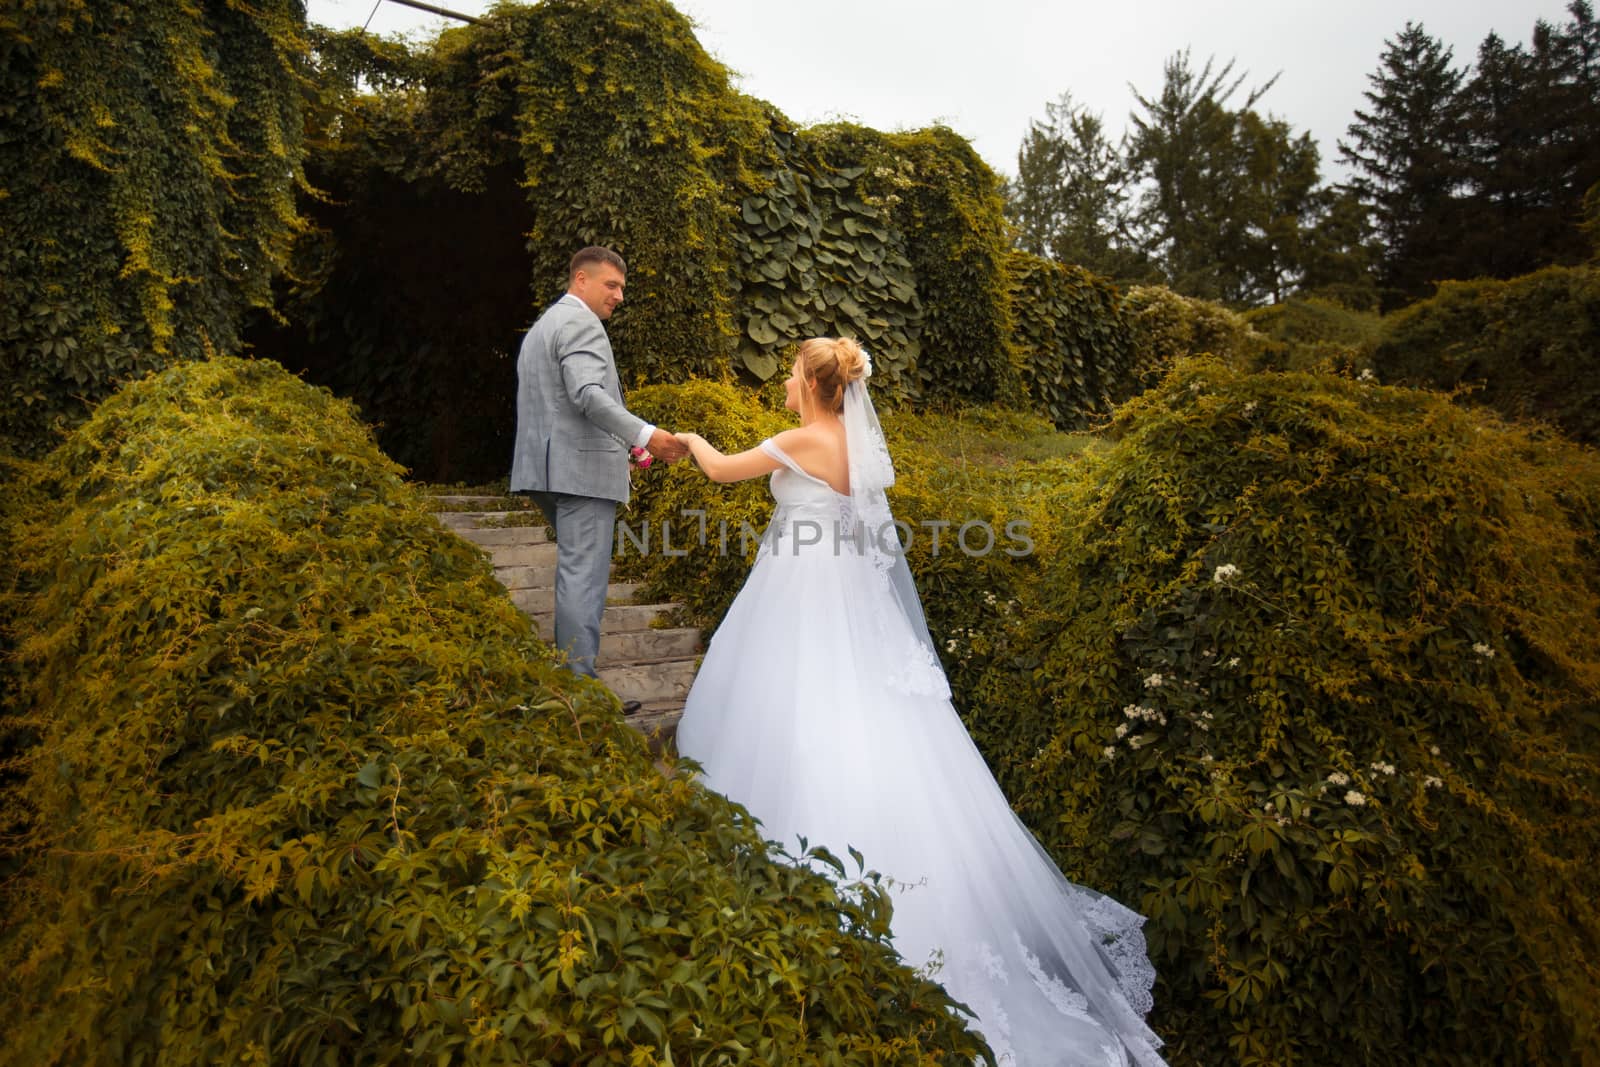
[629,446,653,469]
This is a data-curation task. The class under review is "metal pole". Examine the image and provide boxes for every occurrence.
[383,0,483,24]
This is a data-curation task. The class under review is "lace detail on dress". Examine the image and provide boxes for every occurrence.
[945,937,1133,1067]
[1017,934,1093,1020]
[1078,890,1157,1018]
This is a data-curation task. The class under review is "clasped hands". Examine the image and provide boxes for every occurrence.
[646,426,690,463]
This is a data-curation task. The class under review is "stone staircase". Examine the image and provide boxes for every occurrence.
[431,495,699,752]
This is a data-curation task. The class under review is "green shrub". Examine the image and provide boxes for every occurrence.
[0,0,307,457]
[1241,297,1382,374]
[1374,265,1600,445]
[0,357,993,1065]
[1123,285,1264,371]
[966,359,1600,1065]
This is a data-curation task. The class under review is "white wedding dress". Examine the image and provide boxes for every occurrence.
[675,431,1167,1066]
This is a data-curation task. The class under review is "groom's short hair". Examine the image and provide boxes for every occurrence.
[569,246,626,281]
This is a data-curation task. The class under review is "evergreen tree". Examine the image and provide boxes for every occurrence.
[1540,2,1600,257]
[1125,52,1327,305]
[1232,110,1325,304]
[1127,52,1272,302]
[1299,187,1382,309]
[1456,6,1600,276]
[1339,22,1468,308]
[1005,93,1143,279]
[1459,31,1544,278]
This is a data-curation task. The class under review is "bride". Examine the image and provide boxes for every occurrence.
[673,338,1167,1066]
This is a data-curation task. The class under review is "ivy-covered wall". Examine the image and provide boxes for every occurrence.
[253,0,1148,480]
[5,0,1203,476]
[0,0,308,458]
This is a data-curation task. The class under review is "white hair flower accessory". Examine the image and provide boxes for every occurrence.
[860,346,873,378]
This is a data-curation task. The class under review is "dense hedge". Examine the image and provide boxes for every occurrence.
[728,121,925,390]
[1121,285,1265,371]
[810,125,1023,406]
[0,0,308,457]
[0,358,993,1064]
[1008,251,1139,428]
[1373,264,1600,445]
[962,360,1600,1064]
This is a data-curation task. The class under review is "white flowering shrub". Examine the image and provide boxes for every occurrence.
[966,358,1600,1065]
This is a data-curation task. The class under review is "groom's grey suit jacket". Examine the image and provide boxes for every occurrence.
[510,294,647,505]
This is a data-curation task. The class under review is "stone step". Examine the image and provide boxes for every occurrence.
[600,658,699,705]
[627,703,685,755]
[428,494,526,509]
[486,541,558,568]
[495,561,558,591]
[530,602,682,639]
[600,626,701,662]
[509,582,640,616]
[432,505,701,751]
[524,615,698,661]
[438,511,551,532]
[455,525,553,547]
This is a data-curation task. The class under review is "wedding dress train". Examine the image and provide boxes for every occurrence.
[675,439,1167,1067]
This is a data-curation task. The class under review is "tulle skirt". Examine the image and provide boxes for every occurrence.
[676,537,1166,1066]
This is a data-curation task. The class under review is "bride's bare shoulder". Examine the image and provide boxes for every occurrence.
[771,424,825,452]
[774,423,846,455]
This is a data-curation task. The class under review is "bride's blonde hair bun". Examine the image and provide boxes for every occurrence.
[797,337,867,413]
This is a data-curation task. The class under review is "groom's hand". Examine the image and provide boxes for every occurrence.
[648,427,688,462]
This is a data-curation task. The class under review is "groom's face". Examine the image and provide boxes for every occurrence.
[572,263,626,320]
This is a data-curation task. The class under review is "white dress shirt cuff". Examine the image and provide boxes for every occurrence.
[634,424,656,450]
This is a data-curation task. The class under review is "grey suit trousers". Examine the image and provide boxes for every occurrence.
[528,490,616,679]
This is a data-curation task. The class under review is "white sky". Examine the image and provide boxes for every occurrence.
[308,0,1574,181]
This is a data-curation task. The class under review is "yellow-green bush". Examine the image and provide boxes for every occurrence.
[1122,285,1265,371]
[966,359,1600,1065]
[1241,296,1382,374]
[0,358,993,1064]
[1374,264,1600,445]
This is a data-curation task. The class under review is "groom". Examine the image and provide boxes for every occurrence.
[510,247,686,699]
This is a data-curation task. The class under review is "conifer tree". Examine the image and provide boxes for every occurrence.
[1456,6,1600,276]
[1339,22,1467,308]
[1125,52,1327,305]
[1005,93,1143,280]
